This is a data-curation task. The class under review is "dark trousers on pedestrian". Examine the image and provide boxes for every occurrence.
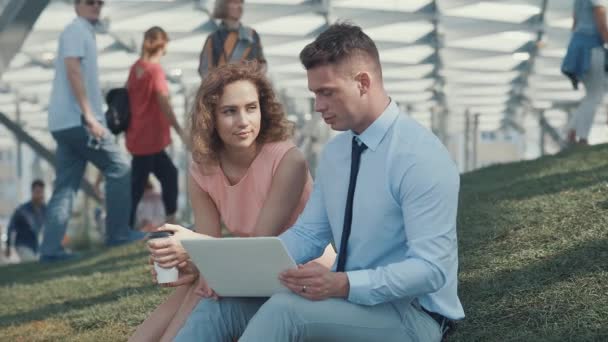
[130,150,178,226]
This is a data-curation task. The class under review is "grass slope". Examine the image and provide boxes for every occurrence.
[1,145,608,341]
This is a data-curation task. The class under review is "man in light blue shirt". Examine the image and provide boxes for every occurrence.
[47,4,104,132]
[40,0,142,262]
[175,23,463,342]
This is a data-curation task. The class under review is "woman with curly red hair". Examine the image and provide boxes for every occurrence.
[130,61,334,341]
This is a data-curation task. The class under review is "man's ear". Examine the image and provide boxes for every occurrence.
[355,72,371,96]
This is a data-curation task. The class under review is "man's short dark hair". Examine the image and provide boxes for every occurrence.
[31,179,45,190]
[299,22,381,71]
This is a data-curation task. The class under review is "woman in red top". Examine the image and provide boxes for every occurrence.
[126,26,186,226]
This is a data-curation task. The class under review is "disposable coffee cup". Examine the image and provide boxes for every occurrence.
[154,261,179,284]
[148,231,178,284]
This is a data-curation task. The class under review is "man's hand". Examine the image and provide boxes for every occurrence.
[279,261,350,301]
[84,114,106,140]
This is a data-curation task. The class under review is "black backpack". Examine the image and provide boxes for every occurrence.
[105,87,130,135]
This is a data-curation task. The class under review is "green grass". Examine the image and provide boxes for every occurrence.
[454,145,608,341]
[2,145,608,341]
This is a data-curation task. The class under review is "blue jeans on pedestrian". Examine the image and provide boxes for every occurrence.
[40,125,133,257]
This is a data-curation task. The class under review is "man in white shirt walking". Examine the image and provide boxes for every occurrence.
[40,0,143,262]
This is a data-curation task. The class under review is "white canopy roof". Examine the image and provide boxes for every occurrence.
[0,0,588,145]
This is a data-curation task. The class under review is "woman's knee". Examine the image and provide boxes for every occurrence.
[174,300,223,340]
[190,298,223,316]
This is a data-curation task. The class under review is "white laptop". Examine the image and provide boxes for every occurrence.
[181,237,297,297]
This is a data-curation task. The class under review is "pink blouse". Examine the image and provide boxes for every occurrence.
[189,140,312,237]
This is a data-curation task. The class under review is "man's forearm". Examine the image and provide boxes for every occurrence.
[65,58,93,120]
[280,227,330,266]
[346,257,447,306]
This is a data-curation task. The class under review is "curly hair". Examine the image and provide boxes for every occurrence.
[189,61,293,165]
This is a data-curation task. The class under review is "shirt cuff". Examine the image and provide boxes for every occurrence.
[346,269,373,305]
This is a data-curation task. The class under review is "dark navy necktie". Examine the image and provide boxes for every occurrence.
[336,136,368,272]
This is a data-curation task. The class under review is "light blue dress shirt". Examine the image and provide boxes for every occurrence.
[280,100,465,320]
[48,17,105,132]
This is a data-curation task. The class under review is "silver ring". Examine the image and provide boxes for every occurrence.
[301,285,307,293]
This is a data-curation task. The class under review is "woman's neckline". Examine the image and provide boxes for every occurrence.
[218,143,266,187]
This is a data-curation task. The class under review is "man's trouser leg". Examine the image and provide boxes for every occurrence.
[240,292,443,342]
[81,128,133,245]
[174,297,266,341]
[40,128,87,257]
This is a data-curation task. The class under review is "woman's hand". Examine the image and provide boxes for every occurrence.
[149,258,199,287]
[147,224,205,268]
[193,276,220,300]
[159,223,209,240]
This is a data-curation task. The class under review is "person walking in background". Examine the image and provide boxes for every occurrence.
[5,180,47,262]
[198,0,266,79]
[41,0,143,262]
[562,0,608,146]
[126,26,186,227]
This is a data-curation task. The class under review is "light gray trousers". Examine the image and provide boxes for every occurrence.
[174,292,442,342]
[568,47,606,140]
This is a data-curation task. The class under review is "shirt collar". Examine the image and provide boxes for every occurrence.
[351,99,399,152]
[76,16,96,35]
